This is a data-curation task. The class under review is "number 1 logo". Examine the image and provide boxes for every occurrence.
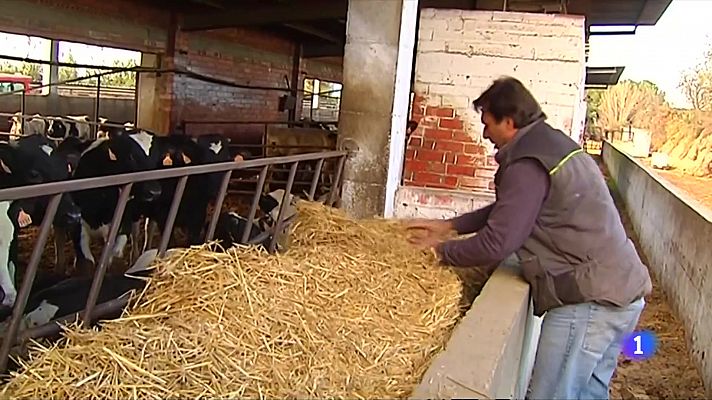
[622,330,657,360]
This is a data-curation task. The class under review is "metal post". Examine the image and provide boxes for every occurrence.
[93,75,101,139]
[308,158,325,200]
[241,166,269,244]
[19,90,26,135]
[328,155,347,206]
[82,183,133,327]
[268,161,299,252]
[205,170,233,242]
[0,194,61,373]
[158,176,188,257]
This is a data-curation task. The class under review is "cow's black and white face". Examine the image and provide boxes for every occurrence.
[46,119,67,141]
[10,135,82,229]
[84,130,162,203]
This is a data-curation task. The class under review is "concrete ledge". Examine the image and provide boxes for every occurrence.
[603,141,712,397]
[411,261,541,399]
[393,185,495,219]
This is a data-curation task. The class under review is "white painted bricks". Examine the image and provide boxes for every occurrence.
[414,9,586,143]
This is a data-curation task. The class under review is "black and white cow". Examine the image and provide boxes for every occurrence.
[68,129,163,273]
[0,135,82,308]
[46,115,92,142]
[0,253,154,337]
[9,113,47,138]
[141,134,241,247]
[213,211,272,250]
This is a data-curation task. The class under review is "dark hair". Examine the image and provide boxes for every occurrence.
[472,76,546,129]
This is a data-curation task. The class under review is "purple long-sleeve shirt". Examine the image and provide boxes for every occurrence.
[436,158,550,271]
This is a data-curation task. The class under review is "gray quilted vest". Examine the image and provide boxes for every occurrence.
[495,119,652,316]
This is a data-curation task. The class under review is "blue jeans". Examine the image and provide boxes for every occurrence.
[527,297,645,400]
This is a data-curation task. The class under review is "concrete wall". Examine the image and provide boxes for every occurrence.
[393,185,494,219]
[411,258,542,399]
[404,9,586,191]
[0,0,342,139]
[391,187,543,398]
[603,141,712,396]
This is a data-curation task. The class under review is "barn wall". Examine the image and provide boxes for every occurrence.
[404,9,586,192]
[603,141,712,397]
[173,29,342,142]
[0,0,343,139]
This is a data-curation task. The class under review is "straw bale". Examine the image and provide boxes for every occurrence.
[1,201,483,399]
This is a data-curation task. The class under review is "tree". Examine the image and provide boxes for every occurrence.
[0,61,42,82]
[595,80,666,130]
[679,44,712,111]
[59,53,78,83]
[84,59,137,88]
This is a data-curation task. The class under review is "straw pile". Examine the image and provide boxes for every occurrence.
[2,201,482,399]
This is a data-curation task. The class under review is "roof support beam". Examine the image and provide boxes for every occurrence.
[284,23,342,43]
[302,42,344,59]
[181,0,348,31]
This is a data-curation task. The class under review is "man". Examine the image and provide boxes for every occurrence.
[406,76,652,400]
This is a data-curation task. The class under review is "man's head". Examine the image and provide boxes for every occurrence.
[473,76,546,149]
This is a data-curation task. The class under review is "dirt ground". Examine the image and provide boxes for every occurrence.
[597,156,707,399]
[653,167,712,209]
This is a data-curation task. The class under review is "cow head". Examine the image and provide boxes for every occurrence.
[46,118,67,141]
[3,135,82,229]
[109,130,163,203]
[76,130,163,204]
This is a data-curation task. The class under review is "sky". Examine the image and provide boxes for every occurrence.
[0,0,708,108]
[587,0,712,108]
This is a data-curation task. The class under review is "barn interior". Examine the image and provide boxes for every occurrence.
[0,0,676,387]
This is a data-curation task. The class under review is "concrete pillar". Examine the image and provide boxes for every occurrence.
[338,0,418,218]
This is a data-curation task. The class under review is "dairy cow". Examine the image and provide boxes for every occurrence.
[46,115,92,142]
[9,113,47,138]
[0,135,82,308]
[68,129,163,272]
[140,134,242,247]
[213,211,272,250]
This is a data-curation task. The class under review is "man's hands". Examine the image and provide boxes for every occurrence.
[405,219,454,250]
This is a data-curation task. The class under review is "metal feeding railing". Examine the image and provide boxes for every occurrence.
[0,149,348,374]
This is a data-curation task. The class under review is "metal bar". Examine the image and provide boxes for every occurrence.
[182,119,339,125]
[82,183,133,327]
[0,194,61,373]
[0,151,347,201]
[240,166,269,244]
[0,112,131,130]
[159,176,188,257]
[268,161,299,252]
[308,158,325,200]
[328,155,347,206]
[205,170,233,242]
[20,91,26,124]
[93,76,101,139]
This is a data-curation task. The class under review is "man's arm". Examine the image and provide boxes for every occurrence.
[448,203,494,235]
[436,158,550,270]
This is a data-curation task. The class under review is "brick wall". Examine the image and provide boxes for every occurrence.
[404,9,586,192]
[1,0,343,141]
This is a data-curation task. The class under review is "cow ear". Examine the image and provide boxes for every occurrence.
[191,137,198,143]
[108,147,118,161]
[0,159,11,174]
[67,162,72,174]
[182,153,192,164]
